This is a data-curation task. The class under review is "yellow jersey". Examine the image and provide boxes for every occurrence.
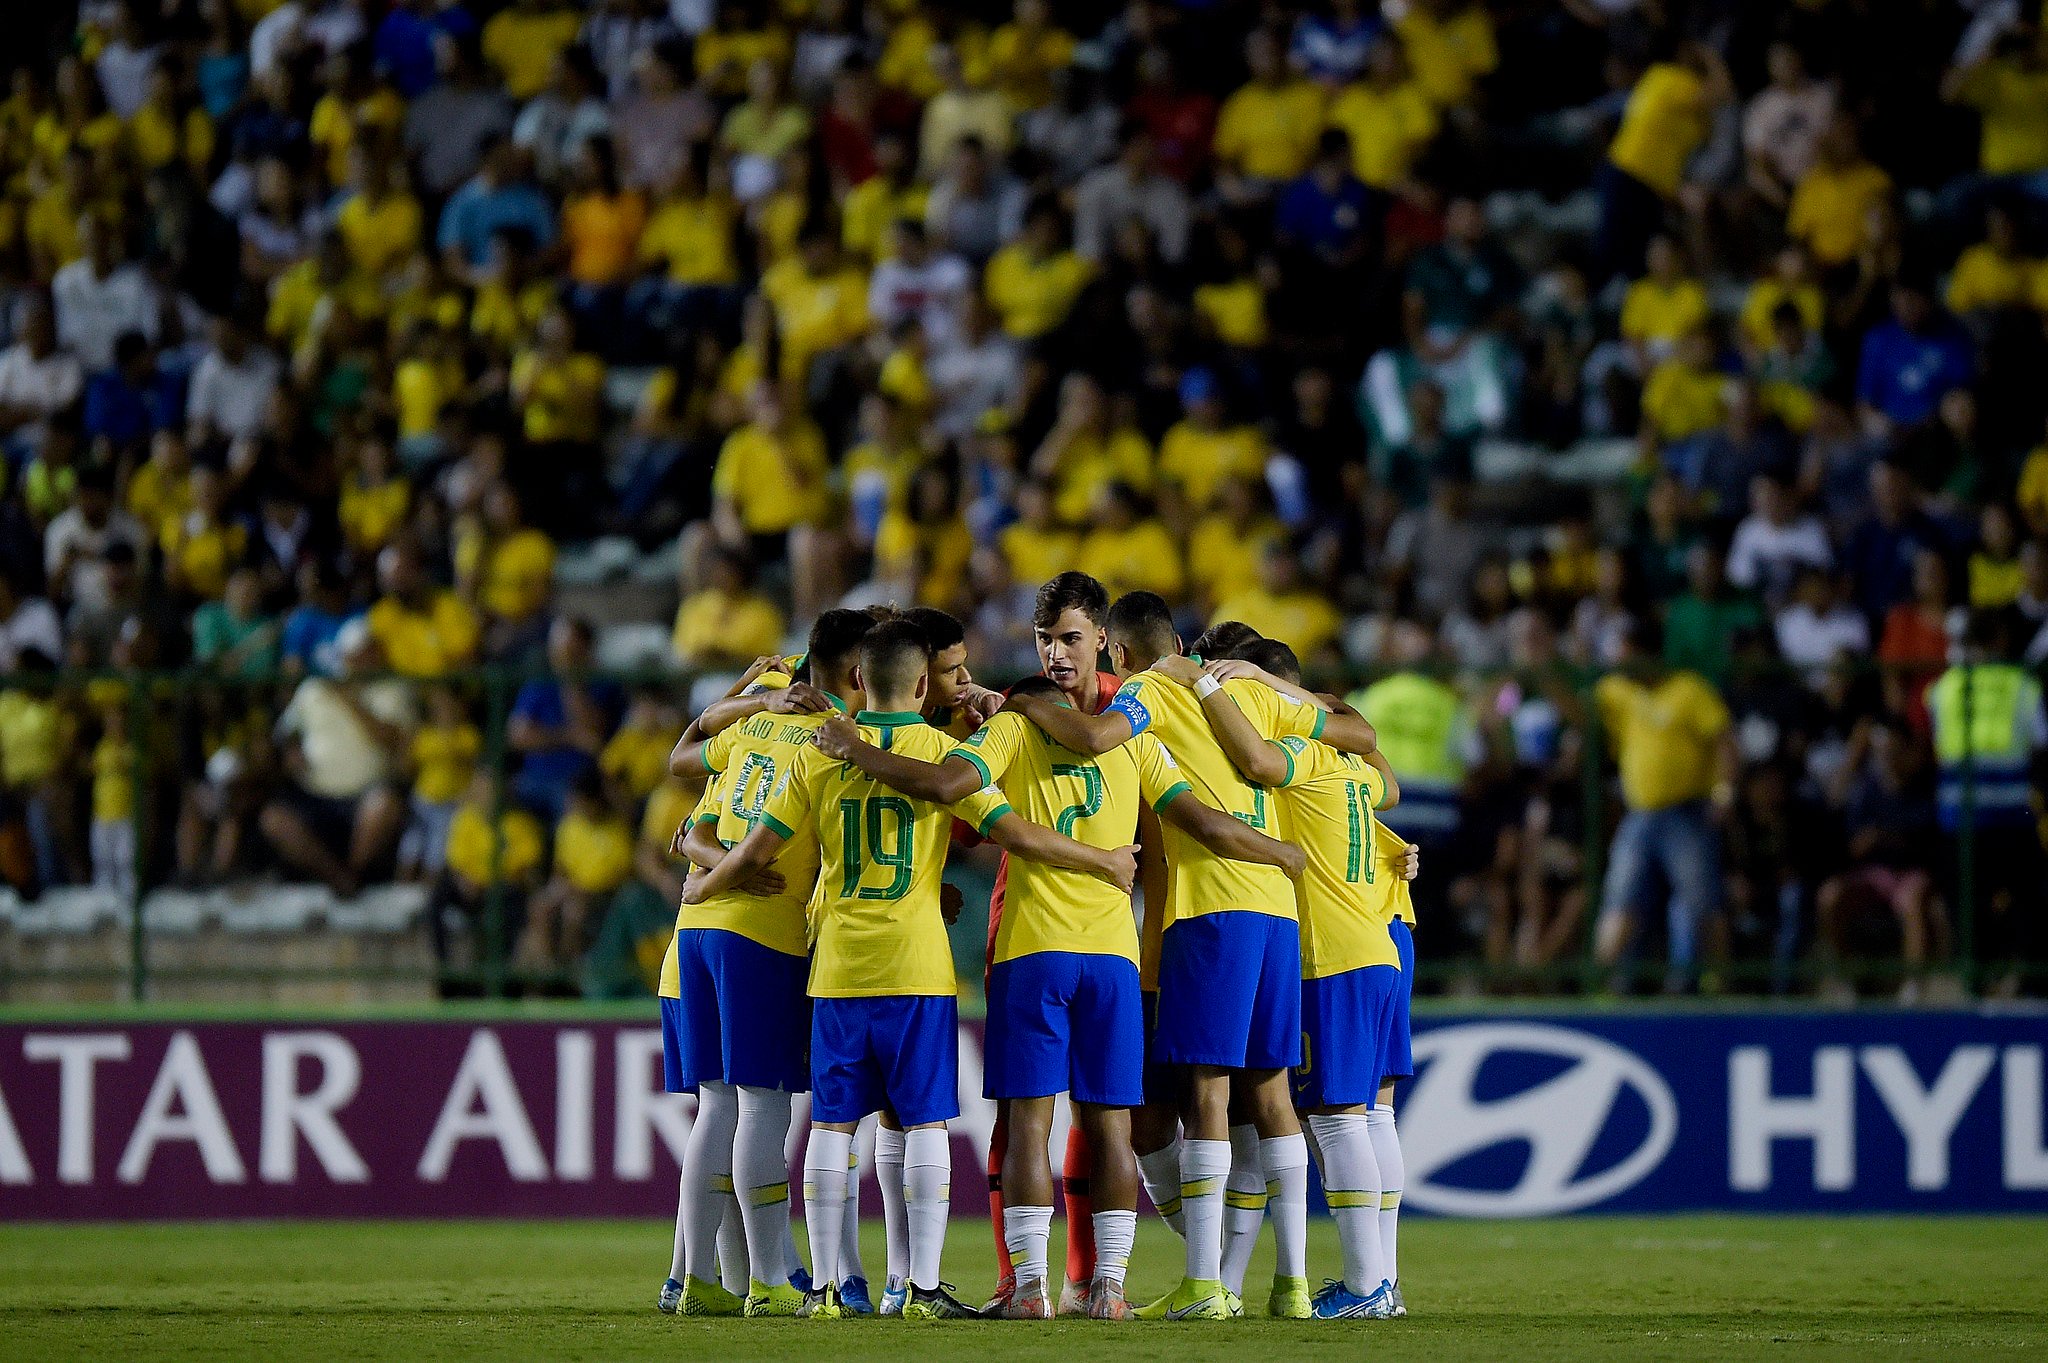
[759,712,1007,998]
[1271,735,1402,977]
[1595,670,1729,811]
[555,809,634,896]
[680,698,851,958]
[411,722,481,804]
[1215,79,1328,181]
[1108,673,1324,959]
[956,711,1189,965]
[1608,63,1707,198]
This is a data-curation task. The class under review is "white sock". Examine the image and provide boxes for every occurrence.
[681,1080,739,1282]
[717,1198,747,1290]
[733,1086,795,1289]
[1093,1209,1136,1289]
[1003,1203,1054,1288]
[1367,1104,1402,1287]
[903,1127,952,1291]
[1262,1132,1310,1281]
[1179,1137,1231,1283]
[875,1125,910,1285]
[668,1168,690,1282]
[841,1144,865,1281]
[1137,1140,1185,1236]
[1219,1123,1265,1295]
[1308,1112,1384,1295]
[803,1127,853,1292]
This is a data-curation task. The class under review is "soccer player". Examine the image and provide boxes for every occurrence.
[1169,637,1409,1318]
[901,604,1004,734]
[1002,591,1380,1322]
[682,620,1139,1321]
[813,669,1306,1319]
[657,610,880,1317]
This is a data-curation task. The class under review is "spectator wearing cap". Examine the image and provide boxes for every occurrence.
[260,618,417,898]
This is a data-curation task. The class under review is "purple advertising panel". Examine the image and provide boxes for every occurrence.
[0,1019,1004,1220]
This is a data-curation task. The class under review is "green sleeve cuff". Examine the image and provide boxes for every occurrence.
[957,748,993,789]
[1275,739,1296,787]
[975,802,1014,837]
[1309,707,1327,741]
[698,747,716,774]
[691,812,718,828]
[759,812,796,841]
[1150,780,1191,812]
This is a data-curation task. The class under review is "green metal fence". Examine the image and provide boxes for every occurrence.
[0,656,2021,1003]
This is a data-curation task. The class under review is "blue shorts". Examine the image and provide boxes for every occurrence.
[810,994,960,1126]
[1293,964,1402,1110]
[986,951,1144,1106]
[1155,912,1302,1070]
[1140,989,1184,1108]
[661,928,810,1094]
[1386,918,1415,1081]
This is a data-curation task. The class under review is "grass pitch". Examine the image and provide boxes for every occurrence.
[4,1216,2043,1362]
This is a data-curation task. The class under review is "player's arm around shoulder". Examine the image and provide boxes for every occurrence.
[1160,660,1294,786]
[1154,784,1307,879]
[811,713,987,803]
[977,794,1139,893]
[1006,683,1138,756]
[679,818,787,902]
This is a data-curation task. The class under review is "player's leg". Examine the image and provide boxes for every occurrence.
[985,953,1061,1317]
[883,994,978,1319]
[998,1094,1059,1317]
[661,930,744,1315]
[986,1103,1013,1302]
[1300,964,1398,1319]
[1069,953,1144,1321]
[875,1112,910,1312]
[734,1084,806,1314]
[1236,912,1309,1318]
[801,1120,857,1318]
[1132,991,1186,1237]
[1382,918,1415,1316]
[1218,1100,1264,1298]
[1060,1126,1096,1310]
[838,1120,870,1313]
[799,997,879,1318]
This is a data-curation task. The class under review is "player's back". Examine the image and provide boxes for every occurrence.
[764,711,1006,998]
[678,706,835,957]
[1271,734,1405,978]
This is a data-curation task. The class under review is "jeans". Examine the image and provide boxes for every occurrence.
[1601,800,1722,978]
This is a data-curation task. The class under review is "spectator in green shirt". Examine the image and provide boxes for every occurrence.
[1663,542,1763,684]
[192,568,282,681]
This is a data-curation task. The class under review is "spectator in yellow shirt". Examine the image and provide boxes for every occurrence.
[1028,371,1155,523]
[482,0,585,101]
[599,689,682,804]
[127,65,213,176]
[1324,37,1440,195]
[985,0,1076,113]
[628,153,741,353]
[694,0,792,98]
[307,47,404,190]
[1213,544,1344,665]
[519,771,635,976]
[672,546,787,668]
[758,228,870,385]
[1639,330,1729,453]
[1946,203,2037,317]
[1787,113,1892,269]
[1620,234,1711,369]
[1157,367,1268,518]
[159,464,246,601]
[1077,481,1184,603]
[367,541,482,679]
[1187,475,1285,611]
[334,150,423,279]
[401,684,482,879]
[1944,27,2048,178]
[509,306,606,446]
[338,430,412,558]
[456,481,557,654]
[920,40,1014,177]
[842,132,929,262]
[720,59,813,196]
[1598,41,1730,278]
[1738,245,1825,355]
[1214,29,1327,198]
[435,768,547,973]
[984,199,1093,339]
[1395,0,1499,110]
[874,461,974,609]
[999,478,1079,586]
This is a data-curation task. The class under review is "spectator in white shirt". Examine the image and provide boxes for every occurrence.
[867,219,972,350]
[95,8,158,119]
[0,571,64,673]
[1073,124,1192,265]
[0,298,84,447]
[925,291,1020,438]
[186,316,282,444]
[52,216,159,372]
[1727,473,1833,608]
[1774,566,1871,683]
[44,466,148,613]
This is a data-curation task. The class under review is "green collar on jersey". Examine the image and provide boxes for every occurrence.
[817,690,850,712]
[855,709,925,726]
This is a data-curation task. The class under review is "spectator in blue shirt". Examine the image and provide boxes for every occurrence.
[1856,279,1974,432]
[82,332,177,456]
[438,135,557,274]
[1842,460,1949,623]
[1290,0,1384,86]
[507,617,623,820]
[1276,129,1377,266]
[375,0,479,99]
[280,561,358,679]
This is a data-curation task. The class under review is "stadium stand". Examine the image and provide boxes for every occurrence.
[0,0,2044,1002]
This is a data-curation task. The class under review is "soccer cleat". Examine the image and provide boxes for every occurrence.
[1225,1287,1244,1319]
[1056,1278,1089,1317]
[658,1277,685,1313]
[1390,1281,1407,1318]
[903,1282,984,1319]
[995,1277,1053,1319]
[680,1275,744,1317]
[744,1279,807,1318]
[1086,1279,1134,1321]
[1268,1275,1312,1319]
[1134,1277,1231,1321]
[880,1275,909,1316]
[1309,1278,1394,1321]
[983,1271,1016,1313]
[789,1265,814,1294]
[839,1276,875,1316]
[800,1283,844,1320]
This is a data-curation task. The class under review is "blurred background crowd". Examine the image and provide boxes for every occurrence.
[0,0,2044,1001]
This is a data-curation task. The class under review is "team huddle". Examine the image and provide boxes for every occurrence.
[654,570,1418,1323]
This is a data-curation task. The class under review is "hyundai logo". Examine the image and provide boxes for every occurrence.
[1404,1023,1678,1217]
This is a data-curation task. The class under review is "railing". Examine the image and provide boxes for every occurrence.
[0,656,2021,1003]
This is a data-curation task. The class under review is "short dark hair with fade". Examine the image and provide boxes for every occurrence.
[1190,620,1260,660]
[1236,637,1302,685]
[1106,591,1176,657]
[1006,674,1064,701]
[859,618,933,700]
[808,608,879,679]
[901,605,965,654]
[1033,570,1110,630]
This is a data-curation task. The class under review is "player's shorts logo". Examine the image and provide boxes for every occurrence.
[1402,1022,1678,1217]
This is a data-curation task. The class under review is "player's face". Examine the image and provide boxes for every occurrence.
[1036,607,1106,696]
[927,643,971,710]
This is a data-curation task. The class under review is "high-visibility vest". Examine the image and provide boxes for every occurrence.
[1352,671,1464,836]
[1928,662,2041,829]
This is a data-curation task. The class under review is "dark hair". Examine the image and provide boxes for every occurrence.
[1106,591,1176,657]
[1190,620,1260,660]
[859,618,932,700]
[808,608,879,679]
[901,605,965,655]
[1033,570,1110,630]
[1238,638,1302,685]
[1007,674,1063,701]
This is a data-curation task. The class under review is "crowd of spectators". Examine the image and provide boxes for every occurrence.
[0,0,2045,996]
